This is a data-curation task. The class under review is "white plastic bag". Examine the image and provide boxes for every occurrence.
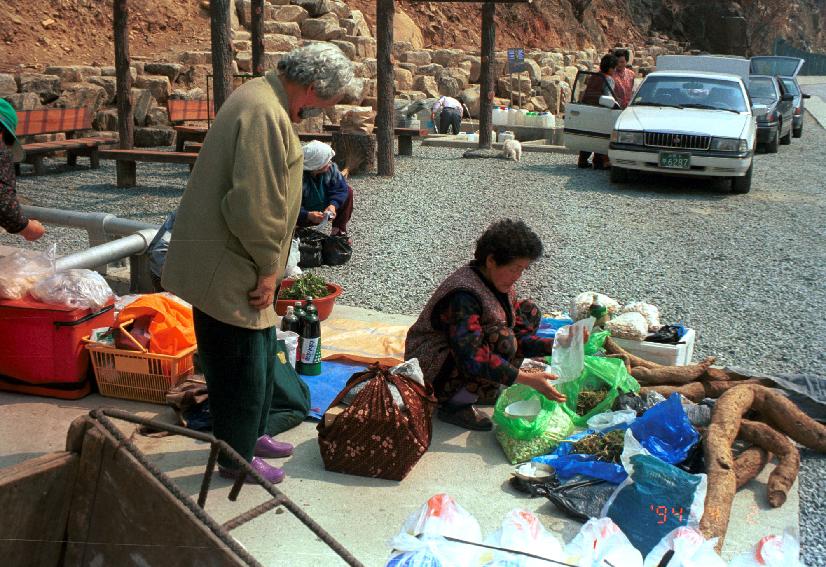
[643,527,725,567]
[284,238,302,279]
[587,409,637,432]
[387,494,483,567]
[481,509,565,566]
[564,517,643,567]
[276,329,299,369]
[621,302,662,332]
[0,244,56,299]
[31,269,113,310]
[729,531,806,567]
[605,312,649,340]
[571,292,620,321]
[549,318,594,384]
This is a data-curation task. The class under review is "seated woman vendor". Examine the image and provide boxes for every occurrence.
[405,219,565,431]
[300,140,353,237]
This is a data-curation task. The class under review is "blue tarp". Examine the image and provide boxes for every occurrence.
[301,360,367,419]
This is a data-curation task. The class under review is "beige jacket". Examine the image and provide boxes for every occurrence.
[162,72,302,329]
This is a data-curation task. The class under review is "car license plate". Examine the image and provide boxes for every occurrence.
[659,152,691,170]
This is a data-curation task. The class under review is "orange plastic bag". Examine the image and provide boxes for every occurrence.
[116,294,196,356]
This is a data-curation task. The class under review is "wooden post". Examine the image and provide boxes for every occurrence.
[210,0,234,112]
[251,0,265,77]
[113,0,135,187]
[478,2,495,148]
[376,0,395,176]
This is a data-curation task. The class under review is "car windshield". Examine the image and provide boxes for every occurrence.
[631,76,748,112]
[748,77,778,101]
[750,57,803,77]
[781,78,800,95]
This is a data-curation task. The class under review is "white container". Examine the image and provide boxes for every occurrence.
[507,108,518,126]
[409,118,420,130]
[542,113,555,128]
[517,109,528,126]
[504,399,541,419]
[612,328,697,366]
[497,130,515,143]
[492,107,506,126]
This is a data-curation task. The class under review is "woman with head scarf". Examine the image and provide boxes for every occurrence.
[162,44,361,484]
[299,140,353,238]
[0,100,45,241]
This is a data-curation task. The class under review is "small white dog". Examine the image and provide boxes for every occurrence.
[501,139,522,161]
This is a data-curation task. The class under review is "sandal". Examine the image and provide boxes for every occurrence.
[437,404,493,431]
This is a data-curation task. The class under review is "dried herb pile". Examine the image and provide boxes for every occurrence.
[279,274,331,300]
[570,429,625,463]
[576,387,610,416]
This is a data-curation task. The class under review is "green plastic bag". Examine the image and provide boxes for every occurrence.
[493,384,575,464]
[584,329,611,355]
[557,356,640,427]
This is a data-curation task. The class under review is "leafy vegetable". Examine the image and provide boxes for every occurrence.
[279,273,331,300]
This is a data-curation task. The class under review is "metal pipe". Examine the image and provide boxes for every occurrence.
[55,229,157,271]
[21,205,158,235]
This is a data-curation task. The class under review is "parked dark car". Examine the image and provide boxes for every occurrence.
[748,75,794,153]
[751,56,811,138]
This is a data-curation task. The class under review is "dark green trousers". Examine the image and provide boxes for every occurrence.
[193,308,275,468]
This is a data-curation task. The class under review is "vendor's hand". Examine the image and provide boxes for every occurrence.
[19,219,45,241]
[249,273,277,310]
[323,205,337,220]
[341,168,350,179]
[515,370,567,403]
[307,211,325,225]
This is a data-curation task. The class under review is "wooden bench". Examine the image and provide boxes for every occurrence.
[16,108,116,175]
[167,99,214,152]
[322,124,425,156]
[98,149,198,187]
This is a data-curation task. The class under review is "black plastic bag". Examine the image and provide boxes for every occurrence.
[322,234,352,266]
[512,475,616,523]
[297,228,324,268]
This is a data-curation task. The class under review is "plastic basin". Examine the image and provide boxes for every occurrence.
[275,280,342,321]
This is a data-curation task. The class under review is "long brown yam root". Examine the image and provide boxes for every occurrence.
[748,385,826,453]
[631,357,716,385]
[700,384,755,548]
[641,379,773,403]
[734,445,770,489]
[739,420,799,507]
[604,337,661,369]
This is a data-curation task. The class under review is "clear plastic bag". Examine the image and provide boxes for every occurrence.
[605,312,649,340]
[284,238,302,279]
[549,318,594,384]
[603,454,708,557]
[571,292,620,322]
[30,269,113,310]
[387,494,482,567]
[481,509,565,566]
[621,302,662,332]
[564,517,643,567]
[587,409,637,431]
[729,530,806,567]
[0,244,56,300]
[643,527,725,567]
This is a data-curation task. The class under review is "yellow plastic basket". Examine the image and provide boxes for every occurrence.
[85,320,196,404]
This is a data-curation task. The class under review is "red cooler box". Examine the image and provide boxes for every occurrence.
[0,296,115,399]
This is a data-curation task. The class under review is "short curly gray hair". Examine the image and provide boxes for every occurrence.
[277,43,361,100]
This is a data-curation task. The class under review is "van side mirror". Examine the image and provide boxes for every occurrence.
[599,95,618,109]
[802,93,811,99]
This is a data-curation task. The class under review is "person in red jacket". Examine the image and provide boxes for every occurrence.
[0,99,44,241]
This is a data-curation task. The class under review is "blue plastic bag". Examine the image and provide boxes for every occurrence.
[532,427,629,484]
[629,394,699,465]
[537,316,574,339]
[604,454,707,557]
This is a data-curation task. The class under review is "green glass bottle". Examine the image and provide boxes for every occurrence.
[298,311,322,376]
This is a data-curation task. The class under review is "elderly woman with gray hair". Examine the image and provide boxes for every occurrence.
[163,44,361,484]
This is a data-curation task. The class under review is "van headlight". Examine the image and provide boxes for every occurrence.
[612,130,644,145]
[710,138,748,152]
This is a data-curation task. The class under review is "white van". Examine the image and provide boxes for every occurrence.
[564,55,759,193]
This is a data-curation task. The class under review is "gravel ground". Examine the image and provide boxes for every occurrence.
[3,113,825,563]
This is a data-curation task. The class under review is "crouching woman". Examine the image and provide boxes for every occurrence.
[404,219,565,431]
